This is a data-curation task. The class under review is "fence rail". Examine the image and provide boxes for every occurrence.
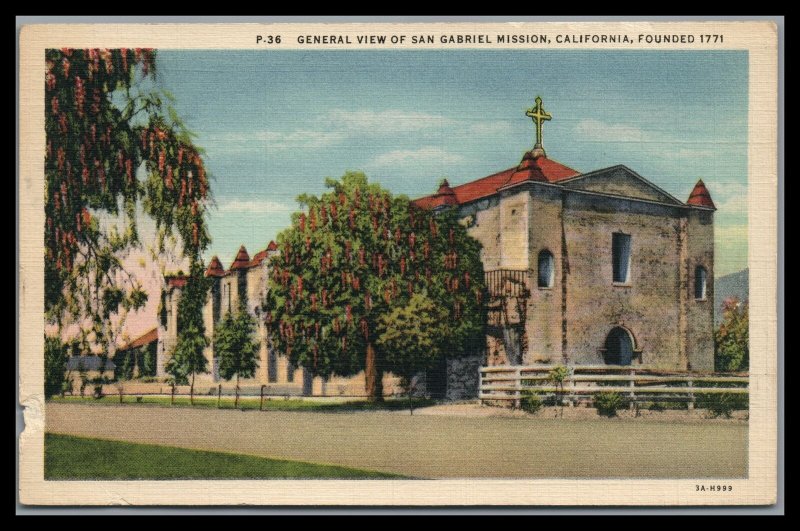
[479,364,749,409]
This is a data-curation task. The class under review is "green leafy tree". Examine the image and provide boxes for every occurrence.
[548,365,569,417]
[215,306,259,408]
[715,297,749,372]
[44,336,67,398]
[264,172,485,401]
[165,263,211,404]
[44,48,211,354]
[376,293,450,413]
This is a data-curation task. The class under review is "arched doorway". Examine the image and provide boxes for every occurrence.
[603,327,635,366]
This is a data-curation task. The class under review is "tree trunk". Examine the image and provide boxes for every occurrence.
[235,373,240,409]
[364,342,384,402]
[190,372,195,406]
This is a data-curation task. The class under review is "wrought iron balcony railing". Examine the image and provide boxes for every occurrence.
[484,269,532,299]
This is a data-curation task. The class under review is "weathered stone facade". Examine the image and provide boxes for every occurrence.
[417,160,716,374]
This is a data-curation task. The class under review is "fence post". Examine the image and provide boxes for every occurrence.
[170,383,175,405]
[629,368,636,411]
[570,368,576,407]
[514,367,522,410]
[118,385,123,404]
[478,368,483,406]
[687,378,695,410]
[260,385,266,411]
[217,384,222,409]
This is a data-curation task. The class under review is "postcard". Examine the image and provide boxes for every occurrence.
[18,20,779,506]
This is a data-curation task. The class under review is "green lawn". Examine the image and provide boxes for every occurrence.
[44,433,405,480]
[50,394,434,411]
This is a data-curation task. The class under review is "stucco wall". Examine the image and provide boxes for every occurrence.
[562,194,684,368]
[527,185,565,363]
[685,209,715,371]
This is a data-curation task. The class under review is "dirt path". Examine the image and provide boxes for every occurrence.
[44,403,747,479]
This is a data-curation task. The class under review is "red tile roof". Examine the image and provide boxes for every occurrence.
[249,249,268,267]
[205,256,226,277]
[266,240,278,251]
[686,179,716,209]
[229,245,251,270]
[123,327,158,350]
[503,151,581,188]
[413,152,580,208]
[166,275,187,288]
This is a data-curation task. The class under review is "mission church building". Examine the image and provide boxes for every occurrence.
[144,96,716,398]
[415,97,716,371]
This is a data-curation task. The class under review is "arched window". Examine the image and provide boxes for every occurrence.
[537,250,555,288]
[603,327,635,366]
[694,266,707,300]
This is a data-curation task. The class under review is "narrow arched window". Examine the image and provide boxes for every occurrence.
[538,250,555,288]
[612,232,632,283]
[694,266,707,300]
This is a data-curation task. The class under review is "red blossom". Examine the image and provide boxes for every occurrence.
[74,77,85,116]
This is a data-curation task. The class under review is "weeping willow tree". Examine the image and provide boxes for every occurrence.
[44,48,212,357]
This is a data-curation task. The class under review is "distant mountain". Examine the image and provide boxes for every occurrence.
[714,268,749,325]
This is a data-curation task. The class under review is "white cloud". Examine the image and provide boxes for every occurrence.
[325,109,455,133]
[466,120,516,136]
[369,146,465,168]
[575,119,649,143]
[216,199,295,214]
[708,183,748,216]
[714,224,748,241]
[671,148,714,158]
[204,130,347,153]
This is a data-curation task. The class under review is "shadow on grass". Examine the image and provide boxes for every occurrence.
[49,395,436,413]
[44,433,408,480]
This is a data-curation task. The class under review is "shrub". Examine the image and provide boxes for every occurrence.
[44,336,67,399]
[647,401,665,411]
[520,390,543,414]
[594,391,623,417]
[697,392,749,419]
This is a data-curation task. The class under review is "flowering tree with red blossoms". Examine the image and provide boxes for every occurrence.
[263,172,485,401]
[45,48,211,350]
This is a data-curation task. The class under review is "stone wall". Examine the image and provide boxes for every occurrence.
[458,181,714,371]
[562,194,684,368]
[685,209,715,371]
[445,354,483,400]
[527,185,566,363]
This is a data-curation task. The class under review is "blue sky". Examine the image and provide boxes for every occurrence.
[156,50,748,276]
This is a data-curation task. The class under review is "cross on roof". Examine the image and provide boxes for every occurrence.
[525,96,551,155]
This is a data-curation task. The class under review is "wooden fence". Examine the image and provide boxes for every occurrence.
[479,364,749,409]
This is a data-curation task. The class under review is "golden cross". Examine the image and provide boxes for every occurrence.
[525,96,551,149]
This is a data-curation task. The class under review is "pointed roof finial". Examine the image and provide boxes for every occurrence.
[205,255,226,277]
[229,245,251,270]
[525,96,551,158]
[687,179,716,209]
[430,178,457,208]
